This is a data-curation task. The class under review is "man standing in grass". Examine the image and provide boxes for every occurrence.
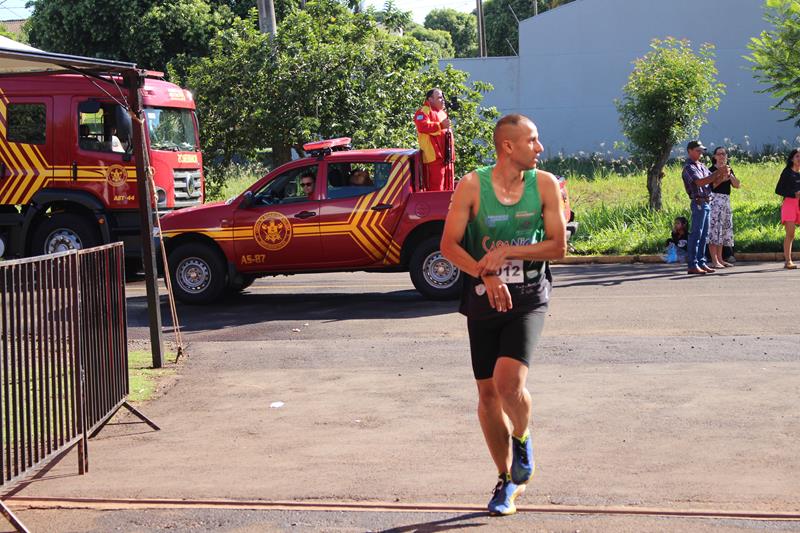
[440,114,566,516]
[682,140,729,275]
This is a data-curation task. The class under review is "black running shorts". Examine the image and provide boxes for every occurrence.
[466,304,548,380]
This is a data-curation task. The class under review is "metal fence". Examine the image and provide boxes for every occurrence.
[0,243,129,531]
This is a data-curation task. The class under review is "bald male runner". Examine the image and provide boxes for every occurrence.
[441,114,567,516]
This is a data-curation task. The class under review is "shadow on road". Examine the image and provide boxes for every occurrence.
[126,290,459,331]
[379,512,487,533]
[553,263,779,288]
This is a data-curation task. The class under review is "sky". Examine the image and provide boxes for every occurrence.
[0,0,472,25]
[0,1,29,21]
[364,0,475,24]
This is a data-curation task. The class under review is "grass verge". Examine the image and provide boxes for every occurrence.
[561,161,786,255]
[128,350,177,403]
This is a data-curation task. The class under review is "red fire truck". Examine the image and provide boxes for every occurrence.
[0,72,203,262]
[160,138,575,303]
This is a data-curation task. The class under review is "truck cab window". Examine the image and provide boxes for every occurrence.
[7,103,46,145]
[326,162,392,200]
[145,108,198,152]
[254,166,318,205]
[78,102,127,153]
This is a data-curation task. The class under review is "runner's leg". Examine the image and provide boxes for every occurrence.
[493,358,531,439]
[476,378,512,473]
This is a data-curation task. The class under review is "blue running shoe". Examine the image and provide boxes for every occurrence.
[488,473,524,516]
[511,432,535,484]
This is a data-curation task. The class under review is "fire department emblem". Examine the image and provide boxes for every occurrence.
[253,212,292,251]
[106,165,128,187]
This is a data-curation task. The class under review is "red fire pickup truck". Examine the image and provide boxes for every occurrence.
[159,138,574,304]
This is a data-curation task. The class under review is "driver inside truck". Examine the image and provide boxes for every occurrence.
[299,172,315,197]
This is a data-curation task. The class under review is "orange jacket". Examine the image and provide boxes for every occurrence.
[414,105,449,164]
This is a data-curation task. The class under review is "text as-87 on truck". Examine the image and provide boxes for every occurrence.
[0,72,204,264]
[159,137,575,304]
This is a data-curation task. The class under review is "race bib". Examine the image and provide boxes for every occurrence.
[497,260,524,284]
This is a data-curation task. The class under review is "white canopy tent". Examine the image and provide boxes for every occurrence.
[0,35,138,74]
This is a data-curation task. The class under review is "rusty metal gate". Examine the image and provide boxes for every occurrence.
[0,243,149,532]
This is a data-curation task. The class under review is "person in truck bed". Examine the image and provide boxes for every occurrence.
[413,87,454,191]
[440,114,567,517]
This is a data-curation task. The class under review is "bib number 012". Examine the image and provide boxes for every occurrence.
[497,260,523,284]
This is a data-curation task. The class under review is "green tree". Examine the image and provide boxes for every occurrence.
[616,38,725,211]
[424,8,477,58]
[179,1,497,181]
[407,24,455,59]
[483,0,533,56]
[747,0,800,127]
[375,0,412,33]
[206,0,302,22]
[24,0,230,72]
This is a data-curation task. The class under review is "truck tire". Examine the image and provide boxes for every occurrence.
[409,235,462,300]
[168,242,227,304]
[31,213,100,255]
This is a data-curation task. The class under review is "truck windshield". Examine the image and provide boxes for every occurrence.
[145,107,198,152]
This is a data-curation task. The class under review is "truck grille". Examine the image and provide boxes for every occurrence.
[173,169,203,208]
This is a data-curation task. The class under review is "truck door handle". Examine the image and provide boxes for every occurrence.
[371,203,393,211]
[294,210,317,219]
[71,161,78,181]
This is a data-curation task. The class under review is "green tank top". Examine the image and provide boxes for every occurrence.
[463,166,545,262]
[460,165,550,318]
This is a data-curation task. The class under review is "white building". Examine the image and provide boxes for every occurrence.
[441,0,798,157]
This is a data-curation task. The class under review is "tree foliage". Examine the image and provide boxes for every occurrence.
[616,38,725,210]
[177,0,498,180]
[424,8,477,58]
[407,25,455,59]
[24,0,231,72]
[747,0,800,127]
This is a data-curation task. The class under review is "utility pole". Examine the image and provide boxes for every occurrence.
[124,70,164,369]
[257,0,277,36]
[476,0,487,57]
[533,0,538,16]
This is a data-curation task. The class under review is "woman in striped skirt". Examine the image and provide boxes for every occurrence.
[708,147,740,268]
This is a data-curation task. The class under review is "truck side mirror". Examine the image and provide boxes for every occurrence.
[240,191,254,209]
[115,105,133,144]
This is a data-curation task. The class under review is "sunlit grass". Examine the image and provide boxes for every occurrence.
[557,161,786,255]
[128,350,177,403]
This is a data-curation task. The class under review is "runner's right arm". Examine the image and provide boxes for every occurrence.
[441,173,513,312]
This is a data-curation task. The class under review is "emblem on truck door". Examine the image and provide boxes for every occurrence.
[106,165,128,187]
[254,211,293,251]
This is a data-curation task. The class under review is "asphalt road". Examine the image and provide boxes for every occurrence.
[8,262,800,532]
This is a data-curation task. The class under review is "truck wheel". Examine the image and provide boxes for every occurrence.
[31,213,100,255]
[409,236,462,300]
[168,242,227,304]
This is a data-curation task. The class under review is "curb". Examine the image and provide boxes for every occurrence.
[554,252,800,265]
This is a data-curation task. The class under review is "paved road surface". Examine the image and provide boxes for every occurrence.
[8,262,800,532]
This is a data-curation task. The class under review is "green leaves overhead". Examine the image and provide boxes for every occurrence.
[25,0,232,72]
[747,0,800,127]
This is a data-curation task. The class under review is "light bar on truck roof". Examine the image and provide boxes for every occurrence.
[303,137,352,158]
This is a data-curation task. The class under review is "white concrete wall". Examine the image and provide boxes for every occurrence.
[442,0,799,157]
